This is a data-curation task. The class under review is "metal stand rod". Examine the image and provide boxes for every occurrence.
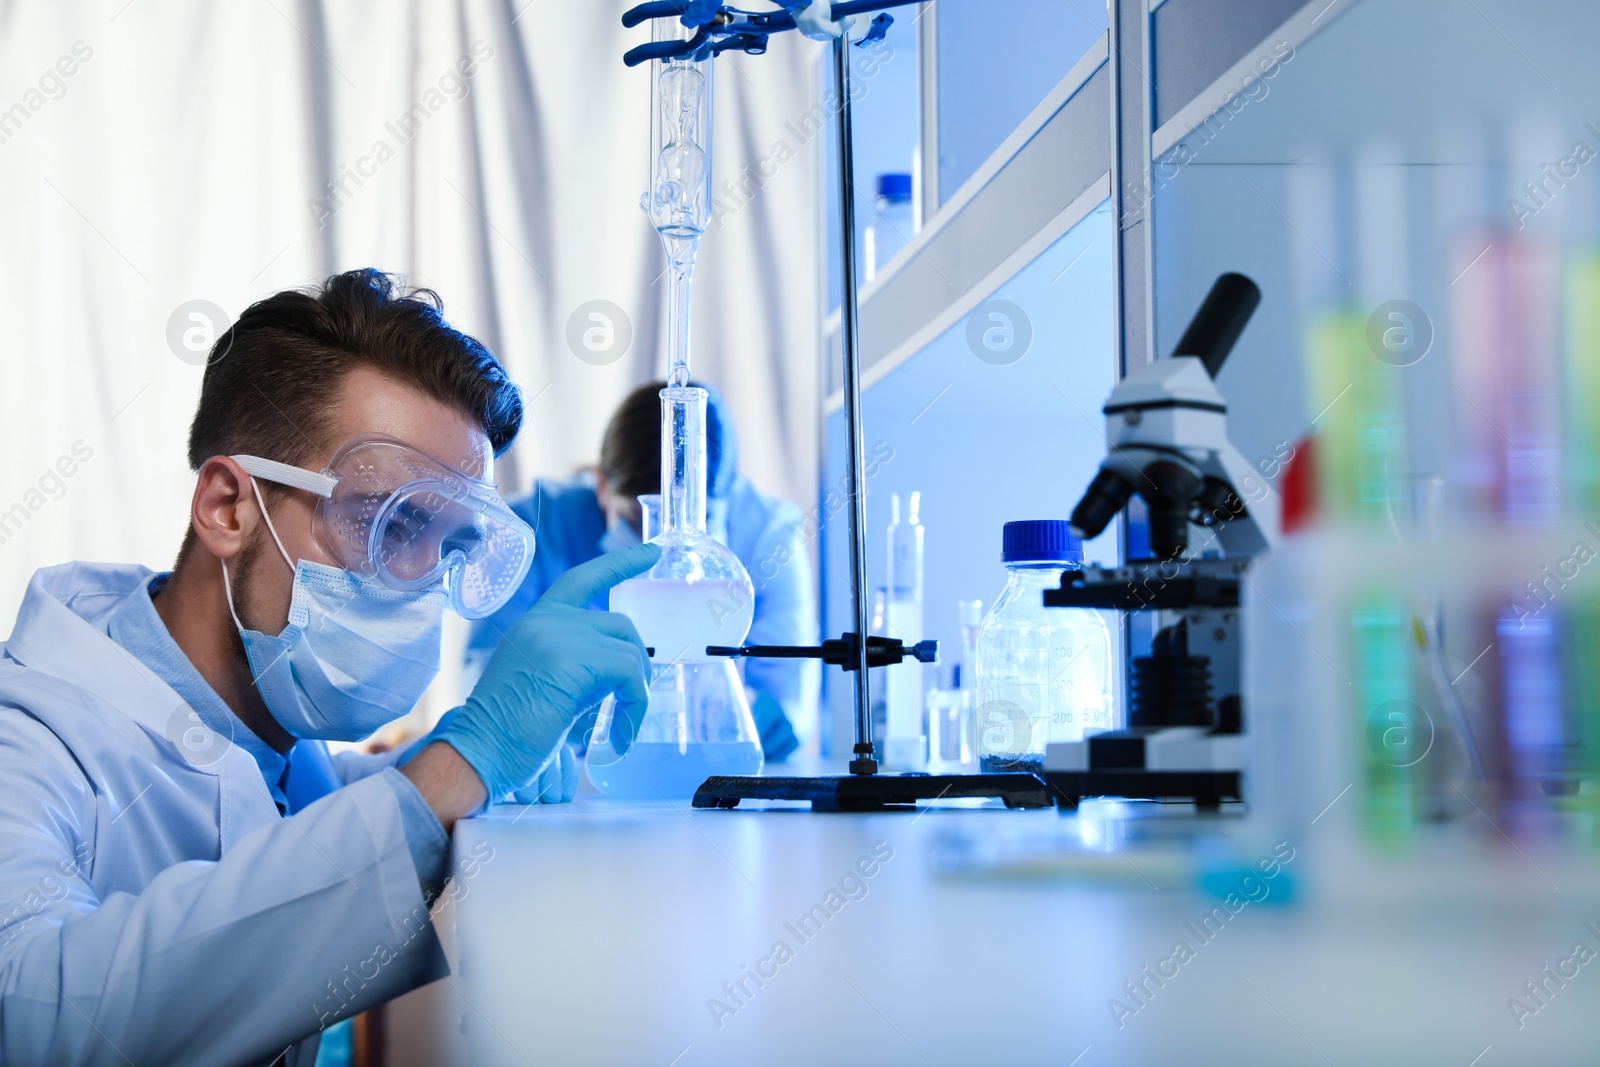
[833,37,876,775]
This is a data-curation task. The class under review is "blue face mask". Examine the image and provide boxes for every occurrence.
[223,479,447,742]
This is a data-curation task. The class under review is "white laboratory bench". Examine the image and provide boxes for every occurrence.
[448,784,1600,1067]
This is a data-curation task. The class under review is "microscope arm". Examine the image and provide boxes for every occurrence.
[1199,441,1279,555]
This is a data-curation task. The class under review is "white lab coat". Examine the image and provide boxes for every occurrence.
[0,563,448,1067]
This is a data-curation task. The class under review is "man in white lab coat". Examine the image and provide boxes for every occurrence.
[0,270,658,1066]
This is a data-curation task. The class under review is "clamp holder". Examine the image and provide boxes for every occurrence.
[707,632,939,671]
[621,0,915,66]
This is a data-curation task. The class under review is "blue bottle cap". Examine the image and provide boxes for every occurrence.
[1001,519,1083,564]
[876,173,913,202]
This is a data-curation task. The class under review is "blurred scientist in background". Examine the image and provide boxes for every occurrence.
[467,381,819,759]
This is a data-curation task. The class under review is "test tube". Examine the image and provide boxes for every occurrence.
[1350,593,1419,843]
[1565,249,1600,832]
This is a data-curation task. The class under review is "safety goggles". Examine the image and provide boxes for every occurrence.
[233,433,534,620]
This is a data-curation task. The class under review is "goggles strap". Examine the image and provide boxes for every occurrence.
[232,455,339,498]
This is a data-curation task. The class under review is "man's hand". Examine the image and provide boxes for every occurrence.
[414,545,659,821]
[510,742,580,805]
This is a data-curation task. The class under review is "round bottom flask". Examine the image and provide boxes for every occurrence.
[590,385,763,797]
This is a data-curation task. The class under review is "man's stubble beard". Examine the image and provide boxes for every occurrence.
[227,524,269,670]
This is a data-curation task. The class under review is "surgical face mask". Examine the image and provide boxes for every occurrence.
[223,477,448,742]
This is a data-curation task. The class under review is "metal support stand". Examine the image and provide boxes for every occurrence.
[619,2,1053,813]
[687,30,1048,814]
[833,37,878,777]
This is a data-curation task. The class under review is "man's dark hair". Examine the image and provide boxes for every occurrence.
[186,269,523,472]
[600,380,732,501]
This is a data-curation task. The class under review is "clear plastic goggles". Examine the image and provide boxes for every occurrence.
[232,433,534,620]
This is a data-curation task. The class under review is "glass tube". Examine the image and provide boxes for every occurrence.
[646,57,712,238]
[661,386,706,535]
[643,28,713,390]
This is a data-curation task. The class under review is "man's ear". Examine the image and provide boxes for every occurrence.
[191,457,260,562]
[593,467,611,513]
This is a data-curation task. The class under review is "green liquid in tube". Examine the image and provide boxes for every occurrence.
[1563,251,1600,838]
[1351,595,1418,844]
[1305,310,1406,523]
[1309,312,1416,839]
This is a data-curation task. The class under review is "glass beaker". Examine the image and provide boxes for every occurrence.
[595,385,762,796]
[926,681,971,772]
[638,493,662,542]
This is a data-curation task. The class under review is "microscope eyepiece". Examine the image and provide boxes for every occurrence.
[1171,272,1261,379]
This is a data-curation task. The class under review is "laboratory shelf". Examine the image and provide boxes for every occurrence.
[1153,0,1600,166]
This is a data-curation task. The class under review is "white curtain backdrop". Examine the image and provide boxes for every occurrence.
[0,0,824,672]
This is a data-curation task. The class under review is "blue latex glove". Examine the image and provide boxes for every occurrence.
[408,726,581,805]
[437,544,660,802]
[510,742,580,804]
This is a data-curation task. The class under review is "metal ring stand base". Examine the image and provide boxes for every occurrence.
[692,773,1054,812]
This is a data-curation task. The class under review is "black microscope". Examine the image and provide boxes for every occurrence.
[1042,273,1274,810]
